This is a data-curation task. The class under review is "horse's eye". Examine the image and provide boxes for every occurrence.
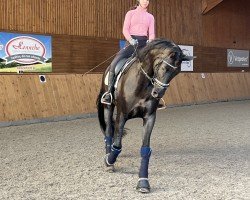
[163,66,170,72]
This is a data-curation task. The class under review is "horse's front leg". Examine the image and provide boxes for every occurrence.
[105,112,126,170]
[137,112,156,193]
[104,105,115,154]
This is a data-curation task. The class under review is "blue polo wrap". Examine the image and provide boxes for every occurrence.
[107,145,122,165]
[139,147,152,178]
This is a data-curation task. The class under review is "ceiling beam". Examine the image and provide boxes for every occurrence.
[202,0,224,14]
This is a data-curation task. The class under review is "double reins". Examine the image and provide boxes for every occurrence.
[139,58,177,89]
[83,52,118,75]
[139,58,177,110]
[83,44,139,76]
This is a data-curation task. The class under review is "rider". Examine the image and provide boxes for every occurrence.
[101,0,155,105]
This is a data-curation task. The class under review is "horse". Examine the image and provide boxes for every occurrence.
[96,38,193,193]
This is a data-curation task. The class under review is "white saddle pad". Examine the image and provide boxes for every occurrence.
[104,57,136,88]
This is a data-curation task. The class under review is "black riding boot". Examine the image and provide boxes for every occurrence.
[101,71,115,105]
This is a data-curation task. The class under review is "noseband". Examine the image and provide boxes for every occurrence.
[140,66,169,88]
[140,59,177,89]
[163,59,178,70]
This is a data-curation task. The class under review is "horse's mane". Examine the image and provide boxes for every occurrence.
[137,38,182,61]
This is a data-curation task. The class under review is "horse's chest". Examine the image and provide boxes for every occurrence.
[128,99,156,118]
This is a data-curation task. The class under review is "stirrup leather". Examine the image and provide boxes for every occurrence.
[101,91,113,105]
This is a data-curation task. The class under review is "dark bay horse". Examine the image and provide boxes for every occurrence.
[97,39,193,193]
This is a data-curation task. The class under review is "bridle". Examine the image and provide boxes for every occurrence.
[163,60,178,70]
[140,58,178,89]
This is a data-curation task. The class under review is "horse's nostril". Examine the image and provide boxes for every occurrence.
[152,91,158,97]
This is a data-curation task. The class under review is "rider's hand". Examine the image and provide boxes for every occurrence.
[147,39,152,44]
[129,38,138,46]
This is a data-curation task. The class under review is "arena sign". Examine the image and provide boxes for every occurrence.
[179,45,194,72]
[0,32,52,73]
[227,49,249,67]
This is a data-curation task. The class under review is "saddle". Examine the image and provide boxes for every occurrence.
[104,56,136,88]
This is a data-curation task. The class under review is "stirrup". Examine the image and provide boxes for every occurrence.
[101,91,113,105]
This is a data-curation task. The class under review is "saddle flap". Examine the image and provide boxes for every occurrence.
[104,58,127,86]
[115,58,127,75]
[104,57,136,88]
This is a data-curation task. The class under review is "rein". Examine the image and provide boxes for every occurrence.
[163,59,178,69]
[140,66,170,88]
[140,58,178,88]
[84,44,139,76]
[139,64,168,110]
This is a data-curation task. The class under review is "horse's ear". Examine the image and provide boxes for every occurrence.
[182,55,195,61]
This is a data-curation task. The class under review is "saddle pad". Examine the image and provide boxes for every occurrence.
[104,57,136,88]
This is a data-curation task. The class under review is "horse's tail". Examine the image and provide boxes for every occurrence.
[96,90,106,135]
[96,74,128,138]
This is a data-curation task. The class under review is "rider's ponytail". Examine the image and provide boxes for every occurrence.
[130,1,139,10]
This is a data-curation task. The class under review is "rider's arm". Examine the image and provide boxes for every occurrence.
[148,15,155,41]
[122,11,133,42]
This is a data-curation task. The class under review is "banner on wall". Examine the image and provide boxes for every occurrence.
[179,45,194,72]
[227,49,249,67]
[0,32,52,73]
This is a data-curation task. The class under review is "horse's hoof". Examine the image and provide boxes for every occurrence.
[104,154,115,172]
[105,165,115,173]
[136,179,151,193]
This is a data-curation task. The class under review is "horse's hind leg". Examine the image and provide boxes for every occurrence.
[136,113,156,193]
[104,105,115,154]
[105,112,126,168]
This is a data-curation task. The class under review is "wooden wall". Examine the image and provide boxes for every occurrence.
[202,0,250,49]
[1,73,250,122]
[0,0,249,73]
[0,0,249,122]
[199,0,250,72]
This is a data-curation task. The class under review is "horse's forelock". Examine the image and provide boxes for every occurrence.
[138,38,176,61]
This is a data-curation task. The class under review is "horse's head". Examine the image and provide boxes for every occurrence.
[138,39,194,99]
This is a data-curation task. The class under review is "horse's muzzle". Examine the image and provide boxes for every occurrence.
[151,88,166,99]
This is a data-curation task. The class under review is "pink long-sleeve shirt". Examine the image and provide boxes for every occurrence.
[122,6,155,41]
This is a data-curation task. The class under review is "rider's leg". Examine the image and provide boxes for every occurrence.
[100,61,116,105]
[101,45,134,105]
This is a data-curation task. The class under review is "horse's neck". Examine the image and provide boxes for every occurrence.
[134,62,154,90]
[140,62,154,78]
[119,60,154,100]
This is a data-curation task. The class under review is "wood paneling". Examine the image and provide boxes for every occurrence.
[0,0,202,42]
[1,0,248,48]
[202,0,224,14]
[0,73,250,122]
[0,0,131,38]
[163,72,250,105]
[0,0,249,73]
[51,35,120,73]
[0,35,241,74]
[0,0,250,123]
[151,0,202,46]
[194,46,249,72]
[202,0,250,49]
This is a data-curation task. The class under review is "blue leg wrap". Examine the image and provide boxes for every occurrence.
[107,144,122,165]
[139,147,152,178]
[104,136,113,154]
